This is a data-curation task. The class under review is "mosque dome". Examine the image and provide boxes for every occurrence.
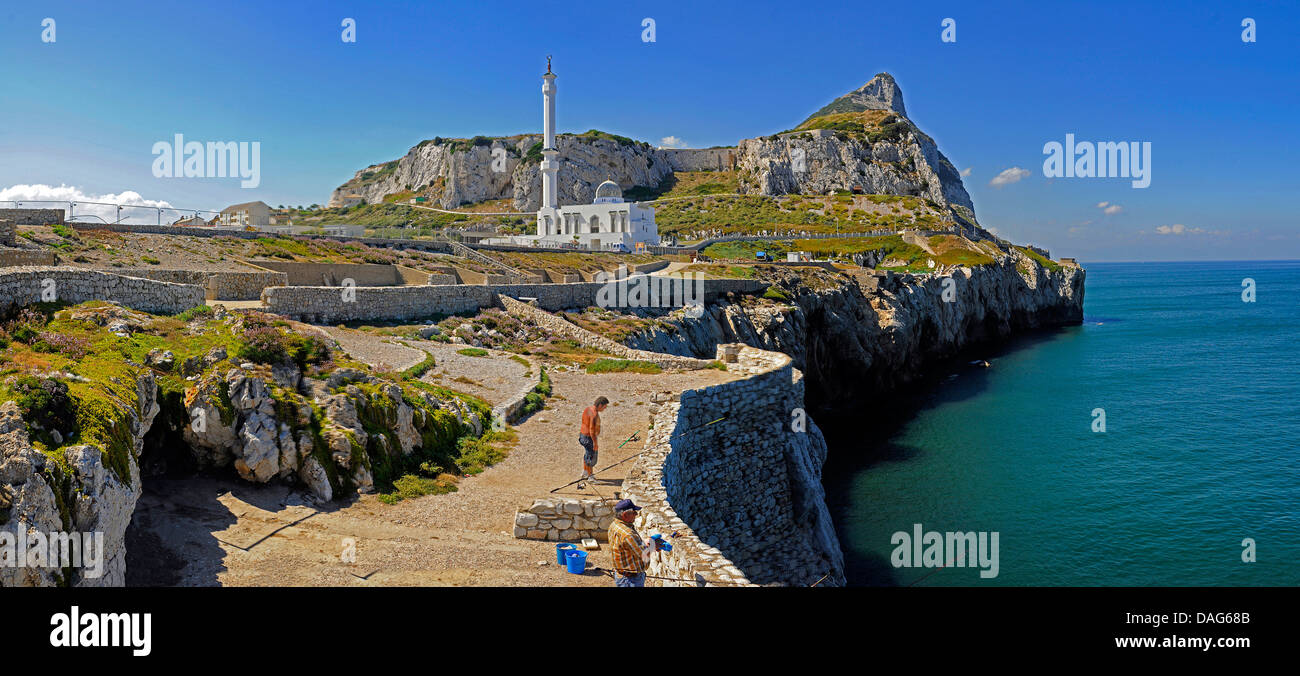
[593,180,623,202]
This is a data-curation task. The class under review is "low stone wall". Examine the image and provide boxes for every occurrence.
[247,260,404,286]
[0,219,15,247]
[513,498,614,542]
[395,265,432,285]
[623,344,845,587]
[0,209,64,226]
[261,278,766,323]
[102,268,288,301]
[0,249,58,267]
[0,267,204,315]
[426,273,458,285]
[499,296,711,370]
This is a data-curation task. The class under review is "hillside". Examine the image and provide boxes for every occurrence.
[328,72,979,230]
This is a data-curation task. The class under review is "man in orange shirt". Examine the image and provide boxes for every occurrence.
[579,396,608,480]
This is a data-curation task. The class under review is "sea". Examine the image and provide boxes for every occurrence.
[823,260,1300,586]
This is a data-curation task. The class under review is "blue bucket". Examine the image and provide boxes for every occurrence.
[565,550,588,575]
[556,543,579,565]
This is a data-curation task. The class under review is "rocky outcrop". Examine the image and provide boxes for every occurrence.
[0,372,159,587]
[802,72,908,120]
[626,251,1085,411]
[330,134,670,210]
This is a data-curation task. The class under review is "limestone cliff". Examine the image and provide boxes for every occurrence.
[329,72,977,225]
[626,251,1085,411]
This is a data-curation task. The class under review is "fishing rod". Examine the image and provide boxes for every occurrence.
[549,430,642,493]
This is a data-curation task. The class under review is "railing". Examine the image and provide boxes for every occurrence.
[0,199,221,225]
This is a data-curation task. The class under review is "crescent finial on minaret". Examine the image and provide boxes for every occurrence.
[546,55,552,74]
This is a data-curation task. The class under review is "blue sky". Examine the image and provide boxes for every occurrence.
[1,0,1296,261]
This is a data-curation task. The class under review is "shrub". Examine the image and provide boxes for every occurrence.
[12,376,75,435]
[175,305,215,322]
[237,325,289,363]
[33,331,90,359]
[4,308,47,344]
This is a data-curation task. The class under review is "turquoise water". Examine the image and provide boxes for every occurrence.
[824,261,1300,586]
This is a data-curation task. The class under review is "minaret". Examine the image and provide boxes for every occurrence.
[538,57,560,236]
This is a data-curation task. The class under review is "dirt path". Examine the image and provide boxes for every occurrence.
[126,365,736,587]
[400,339,534,406]
[320,326,426,372]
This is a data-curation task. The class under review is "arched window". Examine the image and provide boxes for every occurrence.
[589,214,601,233]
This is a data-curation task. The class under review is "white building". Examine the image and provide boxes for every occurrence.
[491,61,660,251]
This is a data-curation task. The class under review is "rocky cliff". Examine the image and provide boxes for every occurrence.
[0,305,493,587]
[329,73,977,225]
[331,133,673,210]
[626,251,1085,411]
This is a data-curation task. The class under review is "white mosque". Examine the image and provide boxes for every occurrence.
[492,60,660,251]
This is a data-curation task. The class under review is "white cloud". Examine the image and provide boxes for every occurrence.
[1097,202,1123,215]
[659,136,688,149]
[960,167,972,177]
[1096,201,1109,208]
[0,183,178,225]
[989,167,1029,188]
[1153,223,1227,236]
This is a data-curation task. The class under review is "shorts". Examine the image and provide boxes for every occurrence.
[579,434,597,468]
[615,572,645,588]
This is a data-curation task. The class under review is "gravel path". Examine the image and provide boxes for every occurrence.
[321,326,427,372]
[399,339,534,406]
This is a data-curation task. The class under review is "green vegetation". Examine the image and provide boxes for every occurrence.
[402,353,437,379]
[175,305,215,322]
[585,359,662,375]
[1015,246,1062,272]
[456,347,489,357]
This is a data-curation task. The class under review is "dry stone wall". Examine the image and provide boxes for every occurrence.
[498,296,712,370]
[262,278,766,323]
[102,268,287,301]
[624,344,845,586]
[513,498,614,542]
[0,267,204,315]
[0,209,64,226]
[0,249,58,267]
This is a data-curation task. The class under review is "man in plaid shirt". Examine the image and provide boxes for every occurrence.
[607,498,654,587]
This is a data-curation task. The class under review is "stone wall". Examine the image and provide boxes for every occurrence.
[623,344,845,586]
[0,267,205,315]
[262,278,766,323]
[0,209,64,226]
[498,296,712,370]
[513,498,615,542]
[0,219,15,247]
[245,260,404,286]
[0,249,58,267]
[101,268,288,301]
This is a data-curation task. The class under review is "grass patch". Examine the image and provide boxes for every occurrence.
[586,359,662,375]
[456,347,489,357]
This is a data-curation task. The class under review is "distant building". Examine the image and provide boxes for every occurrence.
[340,194,364,207]
[171,215,208,227]
[216,201,272,227]
[489,60,660,251]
